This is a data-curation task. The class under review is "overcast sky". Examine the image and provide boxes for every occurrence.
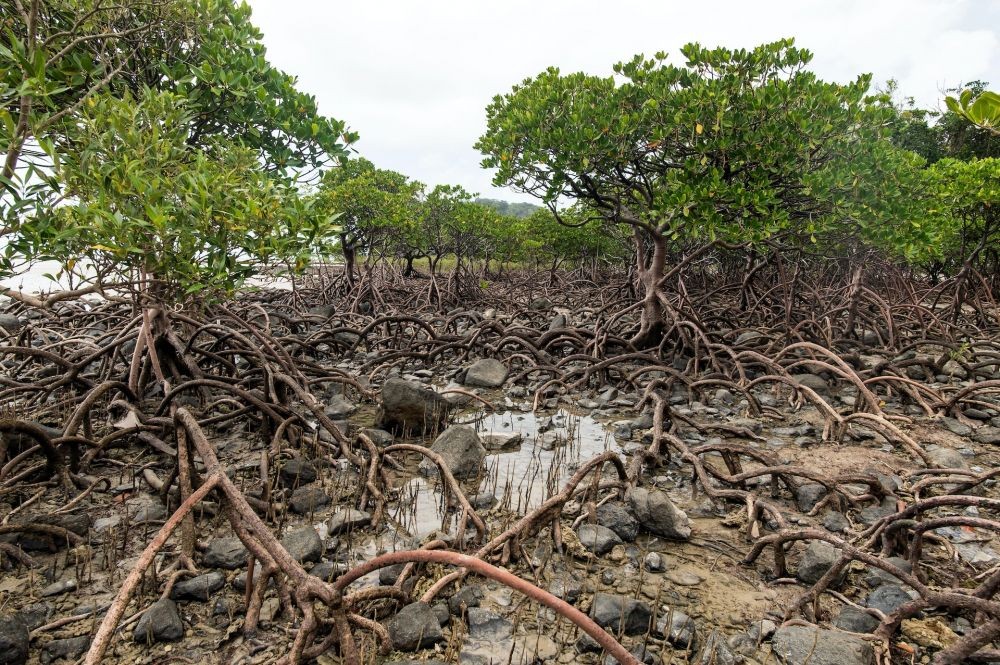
[246,0,999,202]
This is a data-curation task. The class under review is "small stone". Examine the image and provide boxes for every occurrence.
[865,584,913,616]
[941,417,972,437]
[327,507,371,535]
[822,511,850,533]
[133,599,183,644]
[549,577,584,604]
[289,486,330,514]
[448,585,484,615]
[470,493,498,511]
[627,486,691,540]
[697,630,737,665]
[203,537,248,569]
[420,425,486,480]
[325,395,358,419]
[974,426,1000,445]
[480,431,523,451]
[798,540,843,585]
[310,560,347,582]
[577,524,623,555]
[39,578,77,597]
[595,501,639,542]
[466,607,513,641]
[643,552,666,572]
[464,358,508,388]
[171,572,225,601]
[668,570,703,587]
[657,608,697,648]
[795,483,827,512]
[279,457,317,487]
[834,607,879,633]
[589,593,651,634]
[280,526,323,563]
[42,634,90,663]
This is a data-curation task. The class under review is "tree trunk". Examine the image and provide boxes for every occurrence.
[631,229,667,348]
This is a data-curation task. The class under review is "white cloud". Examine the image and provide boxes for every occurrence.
[247,0,1000,201]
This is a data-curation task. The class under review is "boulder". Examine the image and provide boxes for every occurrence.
[377,378,449,435]
[595,501,639,542]
[589,593,651,635]
[0,614,28,665]
[133,599,184,644]
[463,359,508,388]
[627,486,691,540]
[385,602,444,651]
[421,425,486,480]
[772,625,874,665]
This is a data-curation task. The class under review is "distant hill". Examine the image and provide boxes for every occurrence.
[476,198,540,218]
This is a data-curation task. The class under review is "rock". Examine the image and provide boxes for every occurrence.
[749,619,777,642]
[171,571,225,601]
[927,447,967,469]
[480,431,523,451]
[466,607,513,641]
[941,417,972,437]
[327,507,372,535]
[361,428,394,446]
[667,570,703,586]
[974,426,1000,445]
[643,552,666,572]
[203,537,248,569]
[577,524,623,555]
[125,494,167,522]
[595,501,639,542]
[310,560,347,582]
[863,557,911,588]
[529,297,552,311]
[39,579,76,597]
[0,614,28,665]
[379,564,406,586]
[377,378,450,435]
[280,526,323,563]
[325,395,358,419]
[385,602,444,651]
[697,630,736,665]
[791,373,831,396]
[464,359,508,388]
[627,486,692,540]
[900,617,959,650]
[795,483,827,512]
[0,314,24,333]
[549,577,584,604]
[42,634,90,662]
[431,602,450,627]
[133,599,184,644]
[797,540,843,584]
[421,425,486,480]
[289,486,330,514]
[865,584,912,616]
[448,585,484,615]
[549,314,567,330]
[859,497,897,525]
[822,511,850,533]
[656,608,697,648]
[279,457,317,487]
[772,625,874,665]
[834,607,879,633]
[470,492,498,511]
[589,593,651,634]
[735,331,762,345]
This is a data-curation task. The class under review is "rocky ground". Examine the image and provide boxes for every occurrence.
[0,293,998,665]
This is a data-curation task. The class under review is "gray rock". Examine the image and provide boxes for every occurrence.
[644,552,666,572]
[361,428,394,446]
[859,497,897,525]
[863,557,911,588]
[325,395,358,419]
[589,593,651,635]
[865,584,912,616]
[385,602,444,651]
[125,494,167,522]
[941,417,972,437]
[466,607,513,641]
[791,373,831,396]
[42,634,90,663]
[470,492,498,511]
[171,571,225,601]
[203,537,248,569]
[480,431,523,451]
[310,561,347,582]
[289,487,330,514]
[39,579,76,597]
[327,507,372,535]
[279,457,317,487]
[280,527,323,563]
[0,614,28,665]
[577,524,623,555]
[927,447,968,469]
[0,314,24,333]
[772,625,874,665]
[464,359,508,388]
[529,297,553,311]
[822,511,850,533]
[796,483,827,512]
[421,425,486,480]
[697,630,736,665]
[798,540,843,585]
[549,577,584,603]
[748,619,777,642]
[834,607,879,633]
[431,602,450,627]
[974,426,1000,445]
[656,608,697,648]
[448,585,484,615]
[596,501,639,542]
[377,378,450,435]
[627,486,692,540]
[549,314,567,330]
[133,599,183,644]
